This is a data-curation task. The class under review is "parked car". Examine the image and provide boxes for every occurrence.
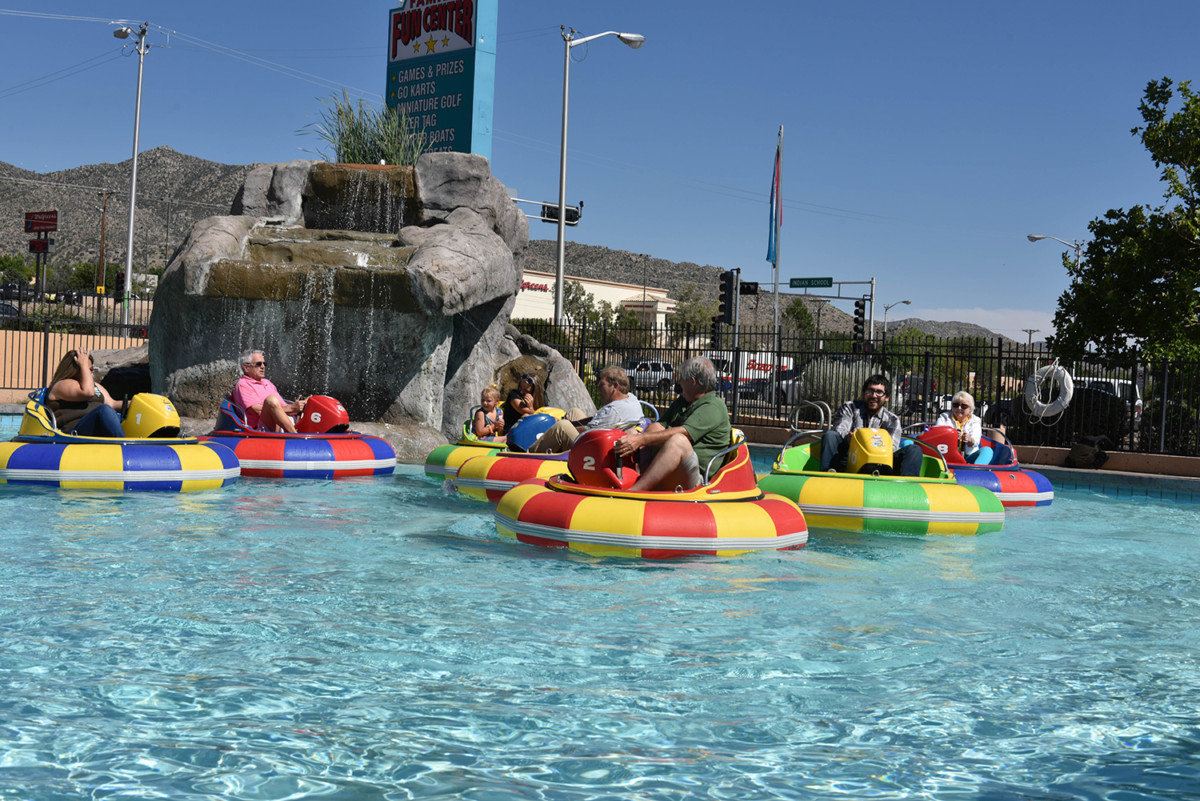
[892,374,940,415]
[739,367,803,404]
[621,358,676,393]
[1086,378,1142,417]
[1,282,37,302]
[0,301,20,319]
[57,289,83,306]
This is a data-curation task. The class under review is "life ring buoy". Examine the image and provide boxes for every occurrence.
[1025,364,1074,417]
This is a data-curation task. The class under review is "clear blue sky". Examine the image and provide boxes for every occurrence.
[2,1,1197,340]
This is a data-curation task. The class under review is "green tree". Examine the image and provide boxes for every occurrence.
[781,297,816,335]
[1,254,33,284]
[1050,78,1200,360]
[670,283,716,330]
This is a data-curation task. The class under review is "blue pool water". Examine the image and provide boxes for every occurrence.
[1,465,1199,800]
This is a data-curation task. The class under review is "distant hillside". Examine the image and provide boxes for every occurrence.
[0,148,1011,342]
[522,239,1013,342]
[0,146,252,272]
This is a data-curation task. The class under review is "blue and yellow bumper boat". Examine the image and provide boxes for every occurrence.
[0,390,240,491]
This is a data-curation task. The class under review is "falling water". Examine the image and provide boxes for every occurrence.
[303,165,412,234]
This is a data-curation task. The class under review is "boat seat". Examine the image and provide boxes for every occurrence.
[701,428,746,485]
[214,393,251,432]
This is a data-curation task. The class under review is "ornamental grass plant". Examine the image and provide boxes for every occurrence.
[302,90,427,166]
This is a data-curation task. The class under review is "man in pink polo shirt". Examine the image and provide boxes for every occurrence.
[231,349,307,432]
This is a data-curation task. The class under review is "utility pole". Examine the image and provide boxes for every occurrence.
[96,191,111,292]
[1022,328,1040,347]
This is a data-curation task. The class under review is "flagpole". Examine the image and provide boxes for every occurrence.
[773,125,783,343]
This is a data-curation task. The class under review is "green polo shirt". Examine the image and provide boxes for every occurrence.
[661,391,732,472]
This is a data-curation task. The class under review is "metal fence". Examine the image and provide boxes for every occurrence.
[522,318,1200,458]
[0,297,152,401]
[6,308,1198,457]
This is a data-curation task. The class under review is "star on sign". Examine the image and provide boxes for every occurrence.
[425,36,437,53]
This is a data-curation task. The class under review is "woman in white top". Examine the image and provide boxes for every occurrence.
[934,390,994,465]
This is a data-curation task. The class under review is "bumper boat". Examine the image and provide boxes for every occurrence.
[756,428,1004,536]
[0,390,239,491]
[453,405,657,502]
[201,396,396,479]
[494,429,808,559]
[911,425,1053,507]
[423,405,563,482]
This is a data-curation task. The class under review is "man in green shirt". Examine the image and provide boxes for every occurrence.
[615,356,732,491]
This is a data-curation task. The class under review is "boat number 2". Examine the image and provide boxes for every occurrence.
[581,456,596,471]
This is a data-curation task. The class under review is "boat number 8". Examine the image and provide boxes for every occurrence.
[936,443,948,454]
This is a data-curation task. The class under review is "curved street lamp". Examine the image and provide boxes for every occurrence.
[883,299,910,342]
[554,27,645,325]
[1027,234,1083,279]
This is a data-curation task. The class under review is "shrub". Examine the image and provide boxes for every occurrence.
[300,90,427,166]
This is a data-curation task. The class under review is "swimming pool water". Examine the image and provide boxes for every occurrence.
[1,466,1198,800]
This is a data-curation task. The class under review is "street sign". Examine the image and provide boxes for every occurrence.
[24,210,58,232]
[790,277,832,288]
[28,239,54,254]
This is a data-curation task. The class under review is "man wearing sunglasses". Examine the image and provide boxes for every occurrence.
[231,349,308,433]
[819,374,922,476]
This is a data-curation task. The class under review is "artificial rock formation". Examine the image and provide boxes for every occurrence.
[150,152,592,443]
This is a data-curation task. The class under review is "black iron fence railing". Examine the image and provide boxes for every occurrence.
[1,297,152,396]
[524,319,1200,458]
[6,311,1197,457]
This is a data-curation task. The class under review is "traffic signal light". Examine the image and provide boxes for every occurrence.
[710,316,722,346]
[739,281,759,295]
[852,299,867,340]
[540,202,582,226]
[718,270,736,324]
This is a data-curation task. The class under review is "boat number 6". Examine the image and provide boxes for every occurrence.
[310,412,322,423]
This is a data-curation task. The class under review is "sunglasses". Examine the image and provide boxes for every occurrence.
[952,402,971,409]
[248,361,266,367]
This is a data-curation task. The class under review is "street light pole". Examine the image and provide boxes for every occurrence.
[883,299,911,343]
[1027,234,1083,280]
[554,27,645,326]
[114,23,149,328]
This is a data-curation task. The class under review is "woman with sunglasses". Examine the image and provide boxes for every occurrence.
[502,373,545,431]
[935,391,993,464]
[45,349,126,436]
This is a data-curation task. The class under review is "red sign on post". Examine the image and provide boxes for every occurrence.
[24,210,58,232]
[29,239,53,254]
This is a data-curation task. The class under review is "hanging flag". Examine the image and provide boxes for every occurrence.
[766,134,781,264]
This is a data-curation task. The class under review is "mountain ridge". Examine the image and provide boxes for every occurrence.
[0,148,1012,342]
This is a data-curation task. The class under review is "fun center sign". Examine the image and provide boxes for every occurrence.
[387,0,496,158]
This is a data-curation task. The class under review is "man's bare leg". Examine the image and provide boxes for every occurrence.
[629,432,695,492]
[261,395,297,433]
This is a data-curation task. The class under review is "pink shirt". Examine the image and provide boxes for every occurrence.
[232,374,282,430]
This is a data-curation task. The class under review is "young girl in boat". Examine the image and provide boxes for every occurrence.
[472,386,506,442]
